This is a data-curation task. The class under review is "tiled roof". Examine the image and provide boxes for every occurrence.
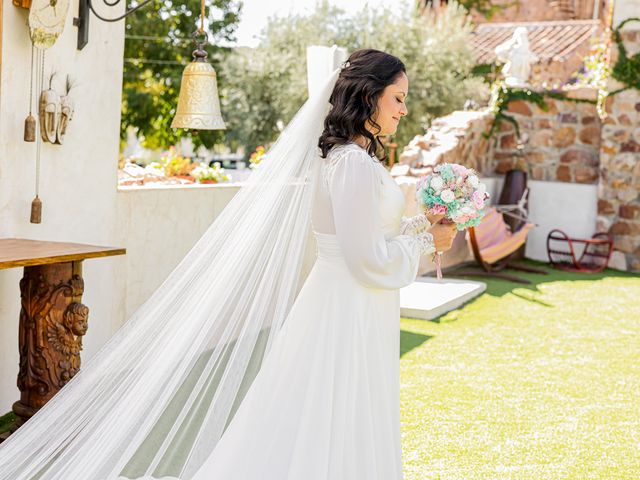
[470,20,601,64]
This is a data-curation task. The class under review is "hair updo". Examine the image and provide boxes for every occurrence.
[318,49,406,160]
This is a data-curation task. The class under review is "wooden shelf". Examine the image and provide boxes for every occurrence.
[0,238,126,269]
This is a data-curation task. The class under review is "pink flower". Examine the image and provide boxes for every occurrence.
[452,164,468,176]
[472,190,485,209]
[430,204,447,215]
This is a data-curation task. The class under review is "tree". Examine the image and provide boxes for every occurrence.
[219,1,487,155]
[121,0,241,149]
[216,3,358,154]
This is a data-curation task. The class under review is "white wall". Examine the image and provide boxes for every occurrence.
[115,185,242,321]
[0,2,126,413]
[0,159,299,415]
[115,182,319,324]
[614,0,640,28]
[526,181,598,261]
[482,177,598,262]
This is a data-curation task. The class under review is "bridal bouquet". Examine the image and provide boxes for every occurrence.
[415,163,489,279]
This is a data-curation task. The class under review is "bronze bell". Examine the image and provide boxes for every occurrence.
[171,40,226,130]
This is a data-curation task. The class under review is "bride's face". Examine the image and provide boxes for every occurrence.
[371,72,409,136]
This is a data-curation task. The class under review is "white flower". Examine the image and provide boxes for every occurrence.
[440,189,455,203]
[461,204,475,215]
[430,176,444,191]
[468,175,479,188]
[477,183,487,195]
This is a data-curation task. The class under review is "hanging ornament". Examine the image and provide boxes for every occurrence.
[39,73,61,144]
[171,0,226,131]
[30,49,45,224]
[30,195,42,223]
[24,44,37,142]
[55,76,75,145]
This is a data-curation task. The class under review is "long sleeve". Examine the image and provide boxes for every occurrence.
[400,215,436,256]
[328,148,422,289]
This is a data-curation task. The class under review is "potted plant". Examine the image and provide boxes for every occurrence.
[249,145,266,170]
[158,147,196,182]
[192,162,231,184]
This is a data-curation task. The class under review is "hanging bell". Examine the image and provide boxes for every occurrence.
[171,32,226,130]
[24,114,36,142]
[30,195,42,224]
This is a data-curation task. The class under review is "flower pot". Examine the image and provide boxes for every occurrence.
[175,175,195,183]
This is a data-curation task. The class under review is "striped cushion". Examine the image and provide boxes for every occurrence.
[474,207,534,264]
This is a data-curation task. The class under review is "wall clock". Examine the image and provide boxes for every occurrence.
[28,0,70,49]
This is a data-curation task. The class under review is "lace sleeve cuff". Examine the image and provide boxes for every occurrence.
[414,232,436,256]
[400,214,431,236]
[400,215,436,256]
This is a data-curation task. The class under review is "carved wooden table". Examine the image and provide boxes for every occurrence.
[0,238,125,441]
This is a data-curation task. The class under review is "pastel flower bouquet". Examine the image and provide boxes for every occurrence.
[415,163,490,279]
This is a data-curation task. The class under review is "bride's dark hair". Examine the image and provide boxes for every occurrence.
[318,49,406,160]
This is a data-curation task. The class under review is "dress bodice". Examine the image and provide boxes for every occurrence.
[312,143,406,239]
[310,142,433,290]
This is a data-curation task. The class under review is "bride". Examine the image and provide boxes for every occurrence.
[0,49,456,480]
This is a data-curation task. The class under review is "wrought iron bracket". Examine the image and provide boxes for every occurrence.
[73,0,154,50]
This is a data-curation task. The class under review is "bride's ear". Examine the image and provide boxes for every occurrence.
[363,91,377,112]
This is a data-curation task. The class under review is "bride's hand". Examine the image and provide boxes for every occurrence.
[426,212,445,224]
[428,220,457,253]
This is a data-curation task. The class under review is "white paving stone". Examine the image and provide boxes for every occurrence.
[400,277,487,321]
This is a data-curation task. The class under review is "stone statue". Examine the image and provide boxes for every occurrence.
[196,144,213,164]
[495,27,539,88]
[179,137,195,158]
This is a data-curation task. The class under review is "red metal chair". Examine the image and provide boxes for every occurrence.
[546,229,613,273]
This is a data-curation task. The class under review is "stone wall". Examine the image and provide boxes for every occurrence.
[397,82,639,272]
[397,94,602,185]
[597,28,640,271]
[397,110,494,175]
[492,91,602,184]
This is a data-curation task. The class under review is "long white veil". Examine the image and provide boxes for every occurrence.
[0,65,341,480]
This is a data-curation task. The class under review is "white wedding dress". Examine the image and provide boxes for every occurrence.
[0,68,437,480]
[190,143,435,480]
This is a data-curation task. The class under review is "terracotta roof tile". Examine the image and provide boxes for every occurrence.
[471,20,601,64]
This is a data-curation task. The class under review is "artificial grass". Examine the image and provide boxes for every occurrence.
[399,261,640,479]
[0,412,16,435]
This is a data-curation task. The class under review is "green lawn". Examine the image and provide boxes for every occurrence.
[400,262,640,479]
